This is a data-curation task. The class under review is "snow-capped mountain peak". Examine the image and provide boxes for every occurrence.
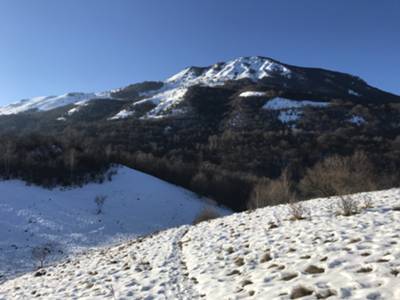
[166,56,292,86]
[113,56,293,120]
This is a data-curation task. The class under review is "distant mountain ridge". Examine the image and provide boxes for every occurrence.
[0,56,398,120]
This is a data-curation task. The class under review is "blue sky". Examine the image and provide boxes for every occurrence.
[0,0,399,104]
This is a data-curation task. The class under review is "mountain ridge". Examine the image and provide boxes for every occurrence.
[1,56,398,119]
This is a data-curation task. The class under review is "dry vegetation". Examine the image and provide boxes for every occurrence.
[193,207,220,224]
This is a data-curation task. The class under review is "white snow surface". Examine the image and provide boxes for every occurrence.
[0,166,229,282]
[348,89,361,97]
[349,115,366,125]
[109,109,135,120]
[1,189,400,299]
[263,97,329,124]
[0,92,111,115]
[239,91,267,98]
[263,98,329,110]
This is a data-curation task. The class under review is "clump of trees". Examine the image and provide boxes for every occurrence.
[299,152,377,198]
[247,172,294,209]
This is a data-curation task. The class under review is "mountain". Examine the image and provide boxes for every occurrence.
[1,188,399,299]
[0,165,230,282]
[0,56,399,212]
[0,56,398,121]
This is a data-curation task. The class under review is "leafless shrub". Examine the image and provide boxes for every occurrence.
[248,171,295,209]
[288,201,308,220]
[193,207,220,224]
[337,196,360,216]
[362,195,373,209]
[95,195,107,215]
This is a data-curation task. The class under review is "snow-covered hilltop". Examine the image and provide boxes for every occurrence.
[1,189,400,299]
[0,166,229,282]
[0,92,112,115]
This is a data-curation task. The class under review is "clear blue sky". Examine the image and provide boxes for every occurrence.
[0,0,399,104]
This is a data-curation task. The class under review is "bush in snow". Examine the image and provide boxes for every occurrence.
[337,196,360,217]
[94,195,107,215]
[288,201,308,220]
[248,171,295,209]
[362,195,374,209]
[193,207,220,224]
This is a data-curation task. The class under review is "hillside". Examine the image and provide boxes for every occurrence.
[0,56,399,212]
[0,166,229,283]
[1,189,399,299]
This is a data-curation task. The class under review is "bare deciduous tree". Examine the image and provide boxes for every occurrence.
[95,195,107,215]
[32,245,52,269]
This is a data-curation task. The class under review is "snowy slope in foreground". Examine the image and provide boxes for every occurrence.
[0,166,229,281]
[1,190,400,299]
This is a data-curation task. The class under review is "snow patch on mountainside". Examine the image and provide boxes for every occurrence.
[349,115,366,125]
[133,87,189,119]
[109,109,135,120]
[1,189,400,299]
[263,97,329,124]
[239,91,267,97]
[263,98,329,110]
[348,89,361,97]
[0,166,230,281]
[0,92,112,115]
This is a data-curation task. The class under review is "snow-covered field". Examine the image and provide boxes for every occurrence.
[1,189,399,299]
[0,166,229,283]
